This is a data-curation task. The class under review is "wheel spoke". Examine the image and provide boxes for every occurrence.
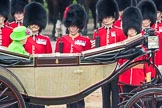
[0,96,8,101]
[139,99,145,107]
[0,76,26,108]
[0,99,18,107]
[134,102,142,108]
[0,87,8,97]
[152,95,157,108]
[124,88,162,108]
[0,82,3,86]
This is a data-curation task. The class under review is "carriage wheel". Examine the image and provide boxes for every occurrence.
[0,75,26,108]
[124,88,162,108]
[119,60,161,107]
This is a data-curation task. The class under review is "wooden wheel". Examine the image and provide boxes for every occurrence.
[124,88,162,108]
[0,75,26,108]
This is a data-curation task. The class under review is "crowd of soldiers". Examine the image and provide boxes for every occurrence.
[0,0,162,108]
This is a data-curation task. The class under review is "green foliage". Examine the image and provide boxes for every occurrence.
[73,0,77,4]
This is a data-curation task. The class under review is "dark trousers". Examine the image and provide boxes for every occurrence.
[102,77,119,108]
[66,99,85,108]
[122,85,137,93]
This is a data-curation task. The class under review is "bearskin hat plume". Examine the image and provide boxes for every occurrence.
[96,0,119,22]
[122,7,143,36]
[137,0,157,26]
[63,4,87,30]
[11,0,28,17]
[0,0,10,22]
[23,2,47,31]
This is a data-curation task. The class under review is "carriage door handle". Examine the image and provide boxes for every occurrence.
[74,70,83,74]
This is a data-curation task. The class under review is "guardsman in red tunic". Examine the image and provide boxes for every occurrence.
[93,0,126,108]
[152,0,162,73]
[93,0,126,48]
[9,0,28,28]
[119,6,146,93]
[55,4,91,53]
[113,0,137,29]
[0,0,13,47]
[23,2,52,54]
[55,4,91,108]
[137,0,157,79]
[152,0,162,32]
[55,34,91,53]
[23,3,48,108]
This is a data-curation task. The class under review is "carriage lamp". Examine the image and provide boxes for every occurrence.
[147,36,159,50]
[144,28,159,50]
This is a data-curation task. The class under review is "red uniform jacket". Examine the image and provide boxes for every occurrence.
[152,21,162,32]
[113,16,122,29]
[55,35,91,53]
[9,21,23,29]
[141,29,158,78]
[0,25,13,47]
[119,55,147,86]
[155,32,162,66]
[93,26,126,47]
[24,34,52,54]
[152,21,162,66]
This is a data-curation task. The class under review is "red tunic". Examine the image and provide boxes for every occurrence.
[9,21,23,29]
[55,35,91,53]
[142,29,160,78]
[119,31,150,86]
[0,25,13,47]
[93,26,126,47]
[24,34,52,54]
[113,16,122,29]
[152,21,162,32]
[152,21,162,66]
[155,32,162,65]
[5,21,10,26]
[119,55,147,86]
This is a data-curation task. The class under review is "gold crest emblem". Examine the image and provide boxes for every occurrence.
[55,59,59,64]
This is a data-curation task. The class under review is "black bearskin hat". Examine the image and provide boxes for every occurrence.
[153,0,162,12]
[11,0,28,17]
[23,2,47,31]
[122,7,143,37]
[63,4,87,30]
[137,0,157,26]
[116,0,137,11]
[96,0,119,22]
[0,0,10,22]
